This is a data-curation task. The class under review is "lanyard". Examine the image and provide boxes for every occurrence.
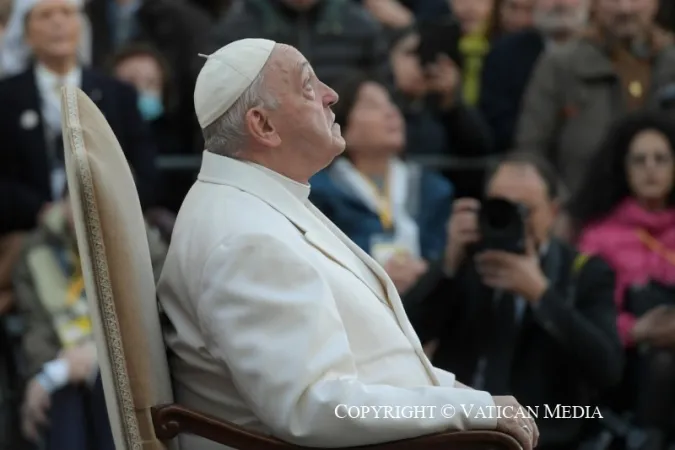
[637,229,675,267]
[66,249,85,307]
[361,173,393,231]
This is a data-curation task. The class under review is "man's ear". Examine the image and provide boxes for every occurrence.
[549,198,562,220]
[246,107,281,148]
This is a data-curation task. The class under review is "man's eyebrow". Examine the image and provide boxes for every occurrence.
[297,61,311,77]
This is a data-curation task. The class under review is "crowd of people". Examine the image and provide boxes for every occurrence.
[0,0,674,449]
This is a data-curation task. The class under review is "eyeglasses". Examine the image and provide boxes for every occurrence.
[626,152,674,167]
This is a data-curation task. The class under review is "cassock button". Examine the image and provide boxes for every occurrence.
[19,110,39,130]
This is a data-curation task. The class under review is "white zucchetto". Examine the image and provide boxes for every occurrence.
[194,38,276,129]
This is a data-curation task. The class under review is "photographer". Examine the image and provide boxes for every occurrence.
[406,152,623,450]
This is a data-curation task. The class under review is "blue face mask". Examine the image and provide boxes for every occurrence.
[137,92,164,122]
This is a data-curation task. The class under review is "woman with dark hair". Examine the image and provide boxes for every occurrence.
[309,72,454,296]
[570,111,675,449]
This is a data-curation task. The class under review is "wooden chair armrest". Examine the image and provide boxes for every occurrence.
[152,403,521,450]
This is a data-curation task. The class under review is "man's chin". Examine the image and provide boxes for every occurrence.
[333,136,346,153]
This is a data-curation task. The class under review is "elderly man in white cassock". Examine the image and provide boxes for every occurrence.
[157,38,539,450]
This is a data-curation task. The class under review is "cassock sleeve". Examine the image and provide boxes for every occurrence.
[196,232,496,447]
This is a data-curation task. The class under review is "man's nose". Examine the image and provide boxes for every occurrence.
[322,83,339,108]
[615,0,635,12]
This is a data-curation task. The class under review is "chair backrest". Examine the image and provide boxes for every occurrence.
[60,85,175,450]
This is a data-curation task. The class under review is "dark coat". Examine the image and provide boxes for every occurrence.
[406,239,624,448]
[0,68,158,235]
[479,28,545,153]
[309,163,453,261]
[211,0,391,89]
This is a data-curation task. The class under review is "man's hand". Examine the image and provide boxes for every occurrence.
[445,198,481,275]
[474,239,549,302]
[632,305,675,346]
[493,396,539,450]
[384,255,428,294]
[60,342,97,384]
[426,54,461,109]
[21,378,50,443]
[363,0,414,28]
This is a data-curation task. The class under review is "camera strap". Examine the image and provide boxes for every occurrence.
[542,241,590,306]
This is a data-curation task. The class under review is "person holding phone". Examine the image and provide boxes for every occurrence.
[389,27,493,159]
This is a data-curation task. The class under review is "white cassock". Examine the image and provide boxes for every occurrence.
[157,151,497,450]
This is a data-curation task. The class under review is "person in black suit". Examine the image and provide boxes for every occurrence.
[0,0,157,236]
[406,152,623,450]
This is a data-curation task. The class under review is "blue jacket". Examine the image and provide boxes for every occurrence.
[309,164,453,261]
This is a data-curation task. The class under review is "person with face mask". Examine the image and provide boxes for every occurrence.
[112,45,169,129]
[111,44,190,216]
[0,0,158,236]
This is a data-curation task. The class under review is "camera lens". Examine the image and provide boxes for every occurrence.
[485,201,512,229]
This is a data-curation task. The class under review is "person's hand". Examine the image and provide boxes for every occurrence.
[474,238,549,302]
[393,53,428,99]
[384,254,428,294]
[60,342,97,384]
[631,305,675,345]
[21,377,50,443]
[426,54,461,109]
[445,198,481,275]
[493,395,539,450]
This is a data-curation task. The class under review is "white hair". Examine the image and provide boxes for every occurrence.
[202,71,279,158]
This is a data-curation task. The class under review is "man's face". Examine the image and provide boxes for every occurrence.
[449,0,494,34]
[281,0,319,11]
[500,0,536,34]
[26,0,81,60]
[595,0,658,41]
[533,0,589,35]
[486,163,558,247]
[262,45,344,172]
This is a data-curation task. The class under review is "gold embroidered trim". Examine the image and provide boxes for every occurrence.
[62,85,142,450]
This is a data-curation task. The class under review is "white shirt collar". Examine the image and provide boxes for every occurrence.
[35,63,82,94]
[244,161,311,202]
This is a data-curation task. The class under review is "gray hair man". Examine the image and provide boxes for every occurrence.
[158,38,539,450]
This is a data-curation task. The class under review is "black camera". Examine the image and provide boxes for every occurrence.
[477,198,528,254]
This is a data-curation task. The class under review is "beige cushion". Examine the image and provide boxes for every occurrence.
[61,85,175,450]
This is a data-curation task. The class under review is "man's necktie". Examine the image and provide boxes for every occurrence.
[49,77,67,199]
[483,292,518,395]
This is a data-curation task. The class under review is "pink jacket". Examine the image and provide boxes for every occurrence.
[578,198,675,347]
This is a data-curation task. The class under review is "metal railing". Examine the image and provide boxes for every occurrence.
[156,154,498,172]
